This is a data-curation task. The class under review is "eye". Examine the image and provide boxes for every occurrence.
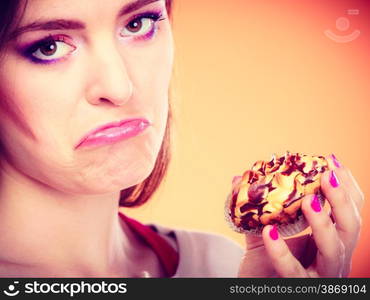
[27,36,76,63]
[120,12,164,39]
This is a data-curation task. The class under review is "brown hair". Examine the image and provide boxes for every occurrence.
[0,0,174,208]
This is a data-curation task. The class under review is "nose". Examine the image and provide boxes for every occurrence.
[85,43,133,106]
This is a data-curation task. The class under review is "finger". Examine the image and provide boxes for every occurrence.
[244,234,264,250]
[262,225,307,277]
[238,242,277,277]
[320,167,361,277]
[346,169,365,211]
[240,231,310,277]
[326,154,364,212]
[320,169,361,248]
[302,194,345,277]
[245,232,310,262]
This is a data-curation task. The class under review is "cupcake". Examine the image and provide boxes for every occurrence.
[225,151,329,237]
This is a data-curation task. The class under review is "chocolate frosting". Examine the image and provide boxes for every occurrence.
[229,151,329,230]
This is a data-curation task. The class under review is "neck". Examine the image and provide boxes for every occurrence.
[0,160,147,277]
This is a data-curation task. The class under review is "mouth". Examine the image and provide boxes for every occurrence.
[75,118,151,149]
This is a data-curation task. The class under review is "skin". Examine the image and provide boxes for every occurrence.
[0,0,173,277]
[238,155,364,277]
[0,1,363,279]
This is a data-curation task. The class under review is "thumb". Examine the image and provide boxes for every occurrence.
[238,231,277,277]
[245,232,265,250]
[230,175,277,277]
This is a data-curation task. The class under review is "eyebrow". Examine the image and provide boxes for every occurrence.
[8,0,161,40]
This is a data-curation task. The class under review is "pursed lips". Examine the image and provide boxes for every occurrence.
[74,118,151,149]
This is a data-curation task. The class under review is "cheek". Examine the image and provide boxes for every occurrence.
[0,57,78,143]
[0,58,85,183]
[131,26,173,129]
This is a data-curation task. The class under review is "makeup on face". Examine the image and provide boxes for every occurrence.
[15,9,165,65]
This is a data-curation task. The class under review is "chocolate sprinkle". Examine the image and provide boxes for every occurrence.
[240,202,259,213]
[267,158,274,167]
[302,179,314,185]
[240,212,259,230]
[285,179,298,202]
[283,196,302,208]
[230,191,238,219]
[231,152,329,230]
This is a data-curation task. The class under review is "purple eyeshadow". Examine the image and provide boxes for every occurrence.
[17,10,165,65]
[124,10,164,41]
[26,55,60,65]
[137,24,157,41]
[18,35,68,65]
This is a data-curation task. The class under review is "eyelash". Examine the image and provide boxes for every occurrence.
[21,10,165,65]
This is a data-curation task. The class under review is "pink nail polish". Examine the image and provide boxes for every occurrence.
[269,224,279,240]
[311,194,321,212]
[331,154,341,168]
[329,170,339,188]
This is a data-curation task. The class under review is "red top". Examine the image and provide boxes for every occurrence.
[118,212,179,277]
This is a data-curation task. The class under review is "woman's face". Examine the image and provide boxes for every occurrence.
[0,0,173,195]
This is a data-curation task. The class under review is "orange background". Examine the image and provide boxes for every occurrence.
[124,0,370,277]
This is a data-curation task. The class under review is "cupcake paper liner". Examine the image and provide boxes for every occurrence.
[225,192,325,238]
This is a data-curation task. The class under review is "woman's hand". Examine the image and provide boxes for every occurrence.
[238,155,364,277]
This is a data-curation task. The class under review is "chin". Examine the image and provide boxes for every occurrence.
[82,159,156,195]
[58,131,162,195]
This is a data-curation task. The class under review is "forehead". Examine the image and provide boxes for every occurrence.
[9,0,164,40]
[19,0,162,23]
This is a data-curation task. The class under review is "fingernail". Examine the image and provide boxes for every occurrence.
[331,154,341,168]
[269,224,279,240]
[232,175,242,184]
[329,170,340,188]
[311,194,321,212]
